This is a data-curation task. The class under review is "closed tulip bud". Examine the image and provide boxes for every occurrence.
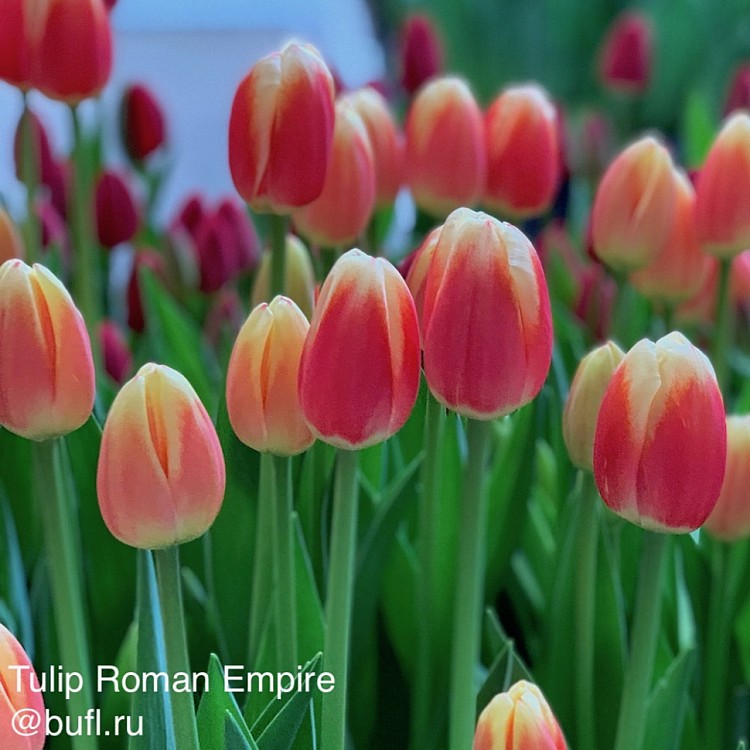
[344,87,404,206]
[484,84,562,219]
[591,136,676,271]
[704,416,750,540]
[215,199,260,273]
[0,208,24,263]
[0,260,95,440]
[127,249,166,332]
[227,297,314,455]
[406,76,486,217]
[251,234,315,320]
[13,111,58,189]
[229,42,335,213]
[299,249,420,449]
[598,12,652,95]
[293,99,376,247]
[0,0,32,89]
[563,342,625,471]
[173,193,207,238]
[474,680,567,750]
[418,208,552,419]
[400,13,443,96]
[694,113,750,258]
[630,169,713,303]
[0,623,45,750]
[724,65,750,117]
[594,332,726,532]
[99,319,132,384]
[95,170,140,250]
[97,363,225,548]
[121,83,167,163]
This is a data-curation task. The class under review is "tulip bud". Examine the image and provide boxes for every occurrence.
[0,260,95,440]
[598,12,652,95]
[172,193,207,238]
[37,198,68,251]
[474,680,567,750]
[229,42,335,213]
[97,363,226,549]
[416,208,552,419]
[594,332,726,532]
[563,342,625,471]
[251,234,315,320]
[405,76,486,217]
[0,208,24,263]
[227,297,314,455]
[99,319,132,384]
[704,416,750,541]
[630,169,713,303]
[293,99,376,247]
[574,264,617,342]
[0,623,45,750]
[13,111,58,190]
[591,136,676,271]
[484,84,562,219]
[95,170,140,250]
[127,249,166,332]
[121,83,167,163]
[299,249,421,449]
[400,13,443,96]
[694,113,750,258]
[344,87,404,206]
[0,0,32,89]
[214,199,260,274]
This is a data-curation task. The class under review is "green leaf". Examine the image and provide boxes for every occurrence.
[293,517,325,665]
[226,712,258,750]
[0,429,38,565]
[681,90,717,169]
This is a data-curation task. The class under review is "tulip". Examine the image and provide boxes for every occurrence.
[299,249,421,449]
[474,680,567,750]
[574,264,617,341]
[565,110,614,181]
[731,250,750,306]
[704,416,750,541]
[293,99,376,247]
[99,319,132,384]
[97,363,225,548]
[0,0,32,89]
[400,13,443,96]
[251,234,316,320]
[344,87,404,206]
[121,83,167,163]
[0,260,95,440]
[591,136,676,271]
[227,297,314,455]
[0,623,45,750]
[630,169,713,304]
[598,12,652,95]
[404,227,440,336]
[172,193,207,238]
[694,113,750,258]
[0,209,25,263]
[405,76,486,217]
[214,199,260,273]
[229,42,335,213]
[563,341,625,471]
[127,249,166,332]
[13,111,57,189]
[415,208,552,419]
[593,332,726,532]
[724,64,750,116]
[37,198,67,251]
[95,170,140,250]
[484,84,562,219]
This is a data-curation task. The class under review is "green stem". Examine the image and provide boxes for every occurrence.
[34,439,98,750]
[411,394,446,750]
[712,258,733,393]
[321,449,360,750]
[269,214,288,297]
[21,94,40,263]
[154,546,200,750]
[575,472,600,750]
[448,419,493,750]
[273,454,297,670]
[613,531,669,750]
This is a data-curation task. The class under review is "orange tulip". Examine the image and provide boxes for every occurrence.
[0,260,94,440]
[227,296,314,456]
[0,623,45,750]
[405,76,486,217]
[415,208,552,419]
[594,332,726,532]
[0,209,24,263]
[299,249,421,449]
[293,99,376,247]
[694,113,750,258]
[591,136,676,271]
[474,680,567,750]
[484,84,561,219]
[229,42,335,213]
[97,363,225,549]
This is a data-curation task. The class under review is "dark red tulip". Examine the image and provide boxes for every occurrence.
[95,170,140,249]
[121,83,167,163]
[127,249,166,332]
[99,319,132,384]
[400,13,444,96]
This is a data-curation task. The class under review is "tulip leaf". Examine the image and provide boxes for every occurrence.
[293,516,324,665]
[0,429,38,565]
[681,90,717,169]
[226,712,258,750]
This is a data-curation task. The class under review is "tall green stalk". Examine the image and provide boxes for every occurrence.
[20,94,40,263]
[712,258,733,392]
[269,214,288,297]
